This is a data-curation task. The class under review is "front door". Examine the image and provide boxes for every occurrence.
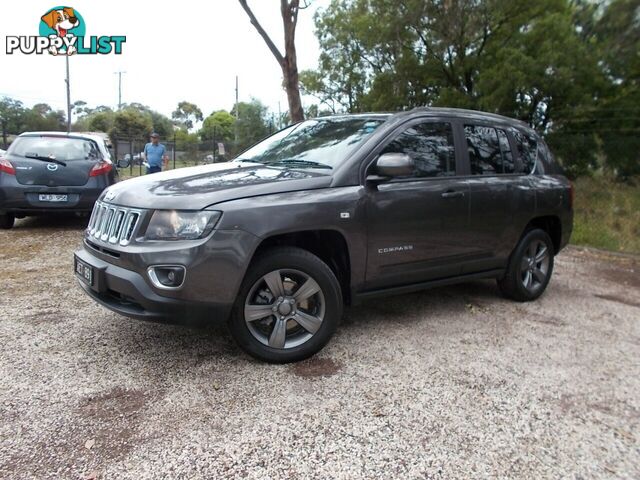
[364,120,472,290]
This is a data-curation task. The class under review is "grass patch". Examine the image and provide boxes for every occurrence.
[118,159,220,180]
[572,176,640,254]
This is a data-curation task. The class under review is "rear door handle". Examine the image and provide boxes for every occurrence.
[441,190,465,199]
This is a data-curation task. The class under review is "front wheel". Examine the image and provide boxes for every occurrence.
[0,213,15,229]
[229,247,343,363]
[498,229,554,302]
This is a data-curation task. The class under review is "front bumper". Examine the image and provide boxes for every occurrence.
[75,248,229,323]
[74,228,260,324]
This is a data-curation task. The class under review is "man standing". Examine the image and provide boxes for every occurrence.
[142,132,168,174]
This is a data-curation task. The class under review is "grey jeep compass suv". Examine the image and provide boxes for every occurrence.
[74,108,573,363]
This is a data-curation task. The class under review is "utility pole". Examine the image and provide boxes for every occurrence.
[234,75,239,145]
[278,101,282,129]
[114,71,126,109]
[213,125,217,163]
[65,56,71,133]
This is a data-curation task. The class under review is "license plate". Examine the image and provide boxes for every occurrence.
[75,257,93,286]
[39,194,68,202]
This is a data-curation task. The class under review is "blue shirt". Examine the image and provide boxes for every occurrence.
[144,142,166,167]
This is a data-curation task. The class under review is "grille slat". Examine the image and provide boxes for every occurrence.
[87,201,142,246]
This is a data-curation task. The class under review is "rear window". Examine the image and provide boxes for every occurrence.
[8,136,102,161]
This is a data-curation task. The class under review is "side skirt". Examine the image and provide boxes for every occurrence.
[352,268,505,303]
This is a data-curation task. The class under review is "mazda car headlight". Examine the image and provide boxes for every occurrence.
[145,210,222,240]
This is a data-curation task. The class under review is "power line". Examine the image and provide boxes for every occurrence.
[234,75,239,144]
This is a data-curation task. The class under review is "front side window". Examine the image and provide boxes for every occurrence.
[380,122,456,178]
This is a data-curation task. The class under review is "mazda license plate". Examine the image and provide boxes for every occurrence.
[39,194,68,202]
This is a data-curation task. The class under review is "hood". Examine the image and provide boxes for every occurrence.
[102,162,333,210]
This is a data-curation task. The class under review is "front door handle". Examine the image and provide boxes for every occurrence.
[441,190,465,199]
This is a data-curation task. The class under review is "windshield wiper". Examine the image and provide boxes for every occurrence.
[268,159,332,170]
[24,154,67,167]
[235,158,265,164]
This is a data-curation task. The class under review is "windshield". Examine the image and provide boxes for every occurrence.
[236,117,385,169]
[8,136,102,161]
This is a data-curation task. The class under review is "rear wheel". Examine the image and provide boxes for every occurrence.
[0,213,15,229]
[229,247,342,363]
[498,229,554,302]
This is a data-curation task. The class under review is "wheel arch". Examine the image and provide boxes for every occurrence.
[251,229,352,304]
[523,215,562,254]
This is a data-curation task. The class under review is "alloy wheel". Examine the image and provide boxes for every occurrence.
[519,239,550,293]
[244,269,325,350]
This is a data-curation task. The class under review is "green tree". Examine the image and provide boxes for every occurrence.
[71,100,91,119]
[200,110,235,143]
[589,0,640,177]
[73,107,115,133]
[200,110,236,157]
[172,101,203,131]
[149,110,173,138]
[113,108,153,142]
[231,98,270,152]
[174,128,199,163]
[22,104,66,132]
[305,0,624,177]
[0,97,27,143]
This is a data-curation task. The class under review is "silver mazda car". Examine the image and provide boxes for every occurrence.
[0,132,119,229]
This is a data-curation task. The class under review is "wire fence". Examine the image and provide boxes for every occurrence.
[112,137,241,177]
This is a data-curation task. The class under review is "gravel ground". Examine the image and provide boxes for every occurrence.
[0,216,638,480]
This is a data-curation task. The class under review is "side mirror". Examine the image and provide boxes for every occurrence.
[374,152,414,178]
[117,157,131,169]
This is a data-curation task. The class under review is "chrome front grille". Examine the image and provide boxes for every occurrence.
[87,201,142,246]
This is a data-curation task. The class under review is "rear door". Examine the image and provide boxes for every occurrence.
[8,135,101,187]
[364,119,473,290]
[460,123,532,273]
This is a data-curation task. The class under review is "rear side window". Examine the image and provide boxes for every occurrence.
[497,129,515,173]
[381,122,455,178]
[513,130,538,174]
[465,125,501,175]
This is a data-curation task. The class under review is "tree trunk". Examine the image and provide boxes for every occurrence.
[1,120,7,149]
[281,0,304,122]
[238,0,305,123]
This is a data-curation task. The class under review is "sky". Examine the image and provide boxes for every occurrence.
[0,0,329,120]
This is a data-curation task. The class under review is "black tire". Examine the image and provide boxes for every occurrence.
[498,229,554,302]
[229,247,342,363]
[0,213,15,230]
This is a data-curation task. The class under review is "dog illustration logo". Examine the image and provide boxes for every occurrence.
[5,6,125,55]
[40,7,81,55]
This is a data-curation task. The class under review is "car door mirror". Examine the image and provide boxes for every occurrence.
[375,153,414,177]
[117,157,131,169]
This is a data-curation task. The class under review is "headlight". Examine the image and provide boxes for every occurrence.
[145,210,221,240]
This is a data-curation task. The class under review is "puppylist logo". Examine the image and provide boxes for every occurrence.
[6,6,125,55]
